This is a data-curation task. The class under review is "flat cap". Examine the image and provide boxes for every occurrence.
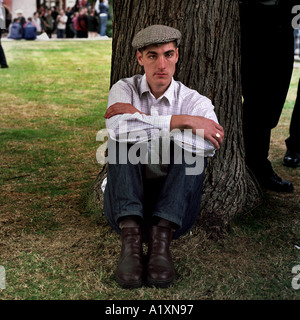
[132,25,182,50]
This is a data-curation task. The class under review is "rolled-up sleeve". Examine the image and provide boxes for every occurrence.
[172,92,218,157]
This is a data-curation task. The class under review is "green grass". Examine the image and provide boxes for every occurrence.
[0,40,299,300]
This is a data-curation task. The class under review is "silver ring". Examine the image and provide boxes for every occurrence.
[216,133,221,138]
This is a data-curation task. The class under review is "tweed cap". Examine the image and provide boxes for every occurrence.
[132,25,181,50]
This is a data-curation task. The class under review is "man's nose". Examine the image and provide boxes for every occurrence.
[157,56,166,69]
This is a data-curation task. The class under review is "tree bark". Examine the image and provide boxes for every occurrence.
[92,0,263,237]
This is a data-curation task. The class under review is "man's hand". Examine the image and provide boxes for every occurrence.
[104,103,146,119]
[170,114,224,150]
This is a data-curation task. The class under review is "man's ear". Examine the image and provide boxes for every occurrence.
[175,47,179,64]
[137,50,144,66]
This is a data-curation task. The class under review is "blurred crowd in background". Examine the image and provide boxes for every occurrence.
[3,0,111,40]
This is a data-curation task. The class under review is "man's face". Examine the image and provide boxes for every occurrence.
[137,42,179,96]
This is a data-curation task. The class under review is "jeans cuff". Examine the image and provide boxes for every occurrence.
[115,211,144,225]
[152,212,181,229]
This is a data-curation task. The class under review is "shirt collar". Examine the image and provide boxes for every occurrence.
[140,74,175,105]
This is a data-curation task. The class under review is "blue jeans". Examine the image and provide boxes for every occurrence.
[57,29,65,39]
[104,141,207,241]
[99,13,108,36]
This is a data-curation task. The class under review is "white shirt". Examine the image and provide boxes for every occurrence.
[32,17,42,33]
[105,74,219,157]
[95,0,109,14]
[57,14,67,30]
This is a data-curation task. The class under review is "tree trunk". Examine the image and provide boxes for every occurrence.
[92,0,263,237]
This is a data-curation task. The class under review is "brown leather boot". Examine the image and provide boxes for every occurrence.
[115,227,143,289]
[146,225,175,288]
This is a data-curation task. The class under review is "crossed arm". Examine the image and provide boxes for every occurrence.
[104,102,224,150]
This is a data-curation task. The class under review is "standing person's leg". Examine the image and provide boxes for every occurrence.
[240,3,294,191]
[99,13,107,36]
[0,29,8,68]
[284,78,300,167]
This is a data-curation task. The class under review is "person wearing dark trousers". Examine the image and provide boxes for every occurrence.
[239,0,296,192]
[0,30,8,68]
[103,25,224,289]
[283,78,300,167]
[0,1,8,69]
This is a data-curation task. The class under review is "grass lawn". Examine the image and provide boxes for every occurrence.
[0,39,299,300]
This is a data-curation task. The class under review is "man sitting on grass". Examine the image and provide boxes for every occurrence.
[103,25,224,288]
